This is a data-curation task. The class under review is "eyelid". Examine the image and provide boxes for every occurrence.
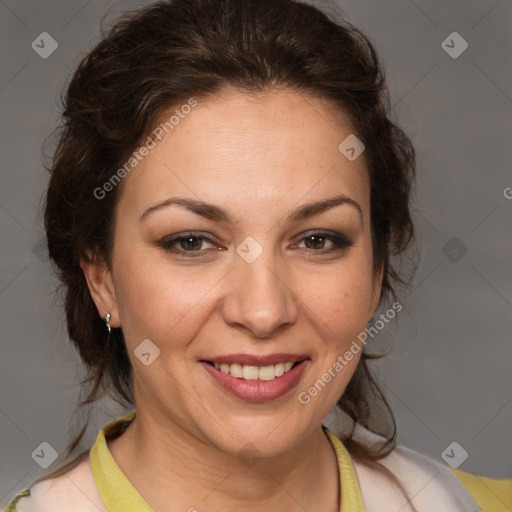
[291,229,354,250]
[293,229,352,243]
[159,232,218,249]
[159,229,353,257]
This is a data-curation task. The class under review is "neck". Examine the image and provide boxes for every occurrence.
[107,404,340,512]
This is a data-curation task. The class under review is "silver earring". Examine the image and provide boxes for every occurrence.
[103,312,112,335]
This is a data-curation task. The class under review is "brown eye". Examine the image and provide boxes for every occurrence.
[302,234,329,250]
[159,233,218,258]
[297,231,353,253]
[178,236,204,251]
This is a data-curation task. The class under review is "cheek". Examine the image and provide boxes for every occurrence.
[112,249,221,352]
[300,262,374,340]
[297,271,372,412]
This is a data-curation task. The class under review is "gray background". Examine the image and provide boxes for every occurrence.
[1,0,511,507]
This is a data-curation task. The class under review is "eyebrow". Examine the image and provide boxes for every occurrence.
[139,193,363,225]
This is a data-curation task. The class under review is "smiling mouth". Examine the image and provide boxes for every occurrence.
[203,360,302,381]
[200,358,310,402]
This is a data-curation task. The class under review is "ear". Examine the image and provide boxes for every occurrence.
[368,263,384,321]
[80,251,120,328]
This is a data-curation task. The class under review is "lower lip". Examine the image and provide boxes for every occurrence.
[200,360,309,402]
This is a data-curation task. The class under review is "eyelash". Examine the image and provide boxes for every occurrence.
[158,231,353,258]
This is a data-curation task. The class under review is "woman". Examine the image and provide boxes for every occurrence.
[4,0,511,511]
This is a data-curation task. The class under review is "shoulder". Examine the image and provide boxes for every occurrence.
[3,411,137,512]
[347,423,510,512]
[450,467,512,511]
[3,452,106,512]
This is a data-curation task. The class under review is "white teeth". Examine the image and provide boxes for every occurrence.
[242,365,259,380]
[230,363,243,378]
[258,365,276,381]
[210,361,298,380]
[274,363,285,377]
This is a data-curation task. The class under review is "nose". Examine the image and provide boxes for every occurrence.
[221,249,299,338]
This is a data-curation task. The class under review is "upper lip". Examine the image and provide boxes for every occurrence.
[202,353,309,366]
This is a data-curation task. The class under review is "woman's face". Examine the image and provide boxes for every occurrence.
[86,87,382,457]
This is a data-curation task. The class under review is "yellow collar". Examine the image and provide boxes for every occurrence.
[90,411,366,512]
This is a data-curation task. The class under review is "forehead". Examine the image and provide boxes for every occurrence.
[117,87,370,222]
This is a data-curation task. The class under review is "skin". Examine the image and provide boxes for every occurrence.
[81,86,383,512]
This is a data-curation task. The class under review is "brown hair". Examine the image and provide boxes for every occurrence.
[39,0,418,507]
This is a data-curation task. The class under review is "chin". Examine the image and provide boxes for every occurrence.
[197,414,312,460]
